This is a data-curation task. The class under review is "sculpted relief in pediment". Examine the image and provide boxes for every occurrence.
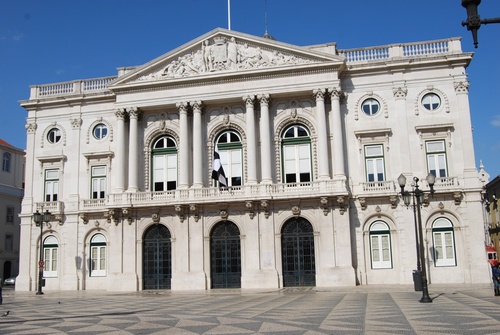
[138,36,314,81]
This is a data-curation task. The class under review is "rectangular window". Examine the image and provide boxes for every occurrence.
[284,144,311,183]
[219,149,243,187]
[43,247,58,277]
[91,166,106,199]
[153,154,177,191]
[433,231,456,266]
[365,145,385,182]
[6,206,14,223]
[5,234,13,252]
[44,169,59,202]
[426,140,447,178]
[91,245,106,276]
[370,234,392,269]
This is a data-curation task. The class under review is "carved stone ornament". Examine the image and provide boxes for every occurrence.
[291,205,301,216]
[245,201,254,219]
[174,205,184,222]
[337,196,347,215]
[220,209,229,220]
[358,197,367,211]
[260,200,270,219]
[453,191,463,205]
[320,197,329,216]
[389,195,398,209]
[138,36,314,81]
[80,214,88,224]
[190,204,199,222]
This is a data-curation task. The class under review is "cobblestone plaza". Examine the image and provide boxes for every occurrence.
[2,285,500,334]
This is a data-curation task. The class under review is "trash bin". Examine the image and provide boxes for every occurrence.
[413,270,422,291]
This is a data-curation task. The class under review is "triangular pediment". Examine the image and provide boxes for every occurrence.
[110,28,344,89]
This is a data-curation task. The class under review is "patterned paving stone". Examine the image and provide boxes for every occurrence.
[1,286,500,334]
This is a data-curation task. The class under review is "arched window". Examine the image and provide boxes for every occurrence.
[2,152,11,172]
[432,218,456,266]
[90,233,107,276]
[47,128,62,144]
[152,136,178,191]
[281,125,312,184]
[43,235,58,277]
[369,221,392,269]
[214,130,243,187]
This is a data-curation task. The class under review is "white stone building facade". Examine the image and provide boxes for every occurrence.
[17,29,489,292]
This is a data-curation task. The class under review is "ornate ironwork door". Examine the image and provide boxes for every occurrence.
[281,217,316,287]
[210,221,241,288]
[143,224,171,290]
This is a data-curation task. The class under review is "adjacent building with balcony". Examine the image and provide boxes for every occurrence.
[16,28,489,292]
[0,139,24,281]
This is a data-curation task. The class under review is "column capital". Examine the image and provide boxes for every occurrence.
[454,81,470,94]
[190,101,203,111]
[115,108,127,120]
[243,95,256,107]
[257,94,270,105]
[328,87,343,100]
[176,102,189,113]
[313,88,326,100]
[128,107,141,119]
[25,122,37,134]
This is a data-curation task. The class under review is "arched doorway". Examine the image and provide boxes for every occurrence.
[281,217,316,287]
[210,221,241,288]
[143,224,171,289]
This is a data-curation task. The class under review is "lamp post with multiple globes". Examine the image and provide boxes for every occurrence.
[398,173,435,303]
[32,209,51,295]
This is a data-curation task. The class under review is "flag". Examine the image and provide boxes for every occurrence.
[212,144,228,187]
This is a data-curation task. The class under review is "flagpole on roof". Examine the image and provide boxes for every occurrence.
[228,0,231,30]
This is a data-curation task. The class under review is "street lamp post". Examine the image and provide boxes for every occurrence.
[33,209,51,295]
[461,0,500,48]
[398,173,435,303]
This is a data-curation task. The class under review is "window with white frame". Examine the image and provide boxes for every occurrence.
[426,140,447,178]
[43,235,58,277]
[6,206,14,224]
[90,233,107,277]
[92,123,108,140]
[282,125,312,184]
[91,166,106,199]
[2,152,11,172]
[369,221,392,269]
[365,144,385,182]
[422,93,441,111]
[361,98,380,116]
[152,136,178,191]
[215,130,243,187]
[432,218,456,267]
[44,169,59,202]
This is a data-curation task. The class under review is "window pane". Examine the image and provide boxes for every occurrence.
[427,141,445,152]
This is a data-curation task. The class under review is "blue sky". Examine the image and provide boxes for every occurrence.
[1,0,499,178]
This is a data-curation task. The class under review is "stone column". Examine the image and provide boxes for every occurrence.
[330,88,346,178]
[127,107,140,192]
[191,101,203,188]
[177,102,190,189]
[114,109,127,192]
[314,89,330,180]
[258,94,272,184]
[244,95,257,184]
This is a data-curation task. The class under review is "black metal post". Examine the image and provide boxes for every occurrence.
[414,180,432,303]
[37,218,44,295]
[461,0,500,48]
[33,209,50,295]
[412,195,421,273]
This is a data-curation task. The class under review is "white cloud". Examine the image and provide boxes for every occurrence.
[491,115,500,127]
